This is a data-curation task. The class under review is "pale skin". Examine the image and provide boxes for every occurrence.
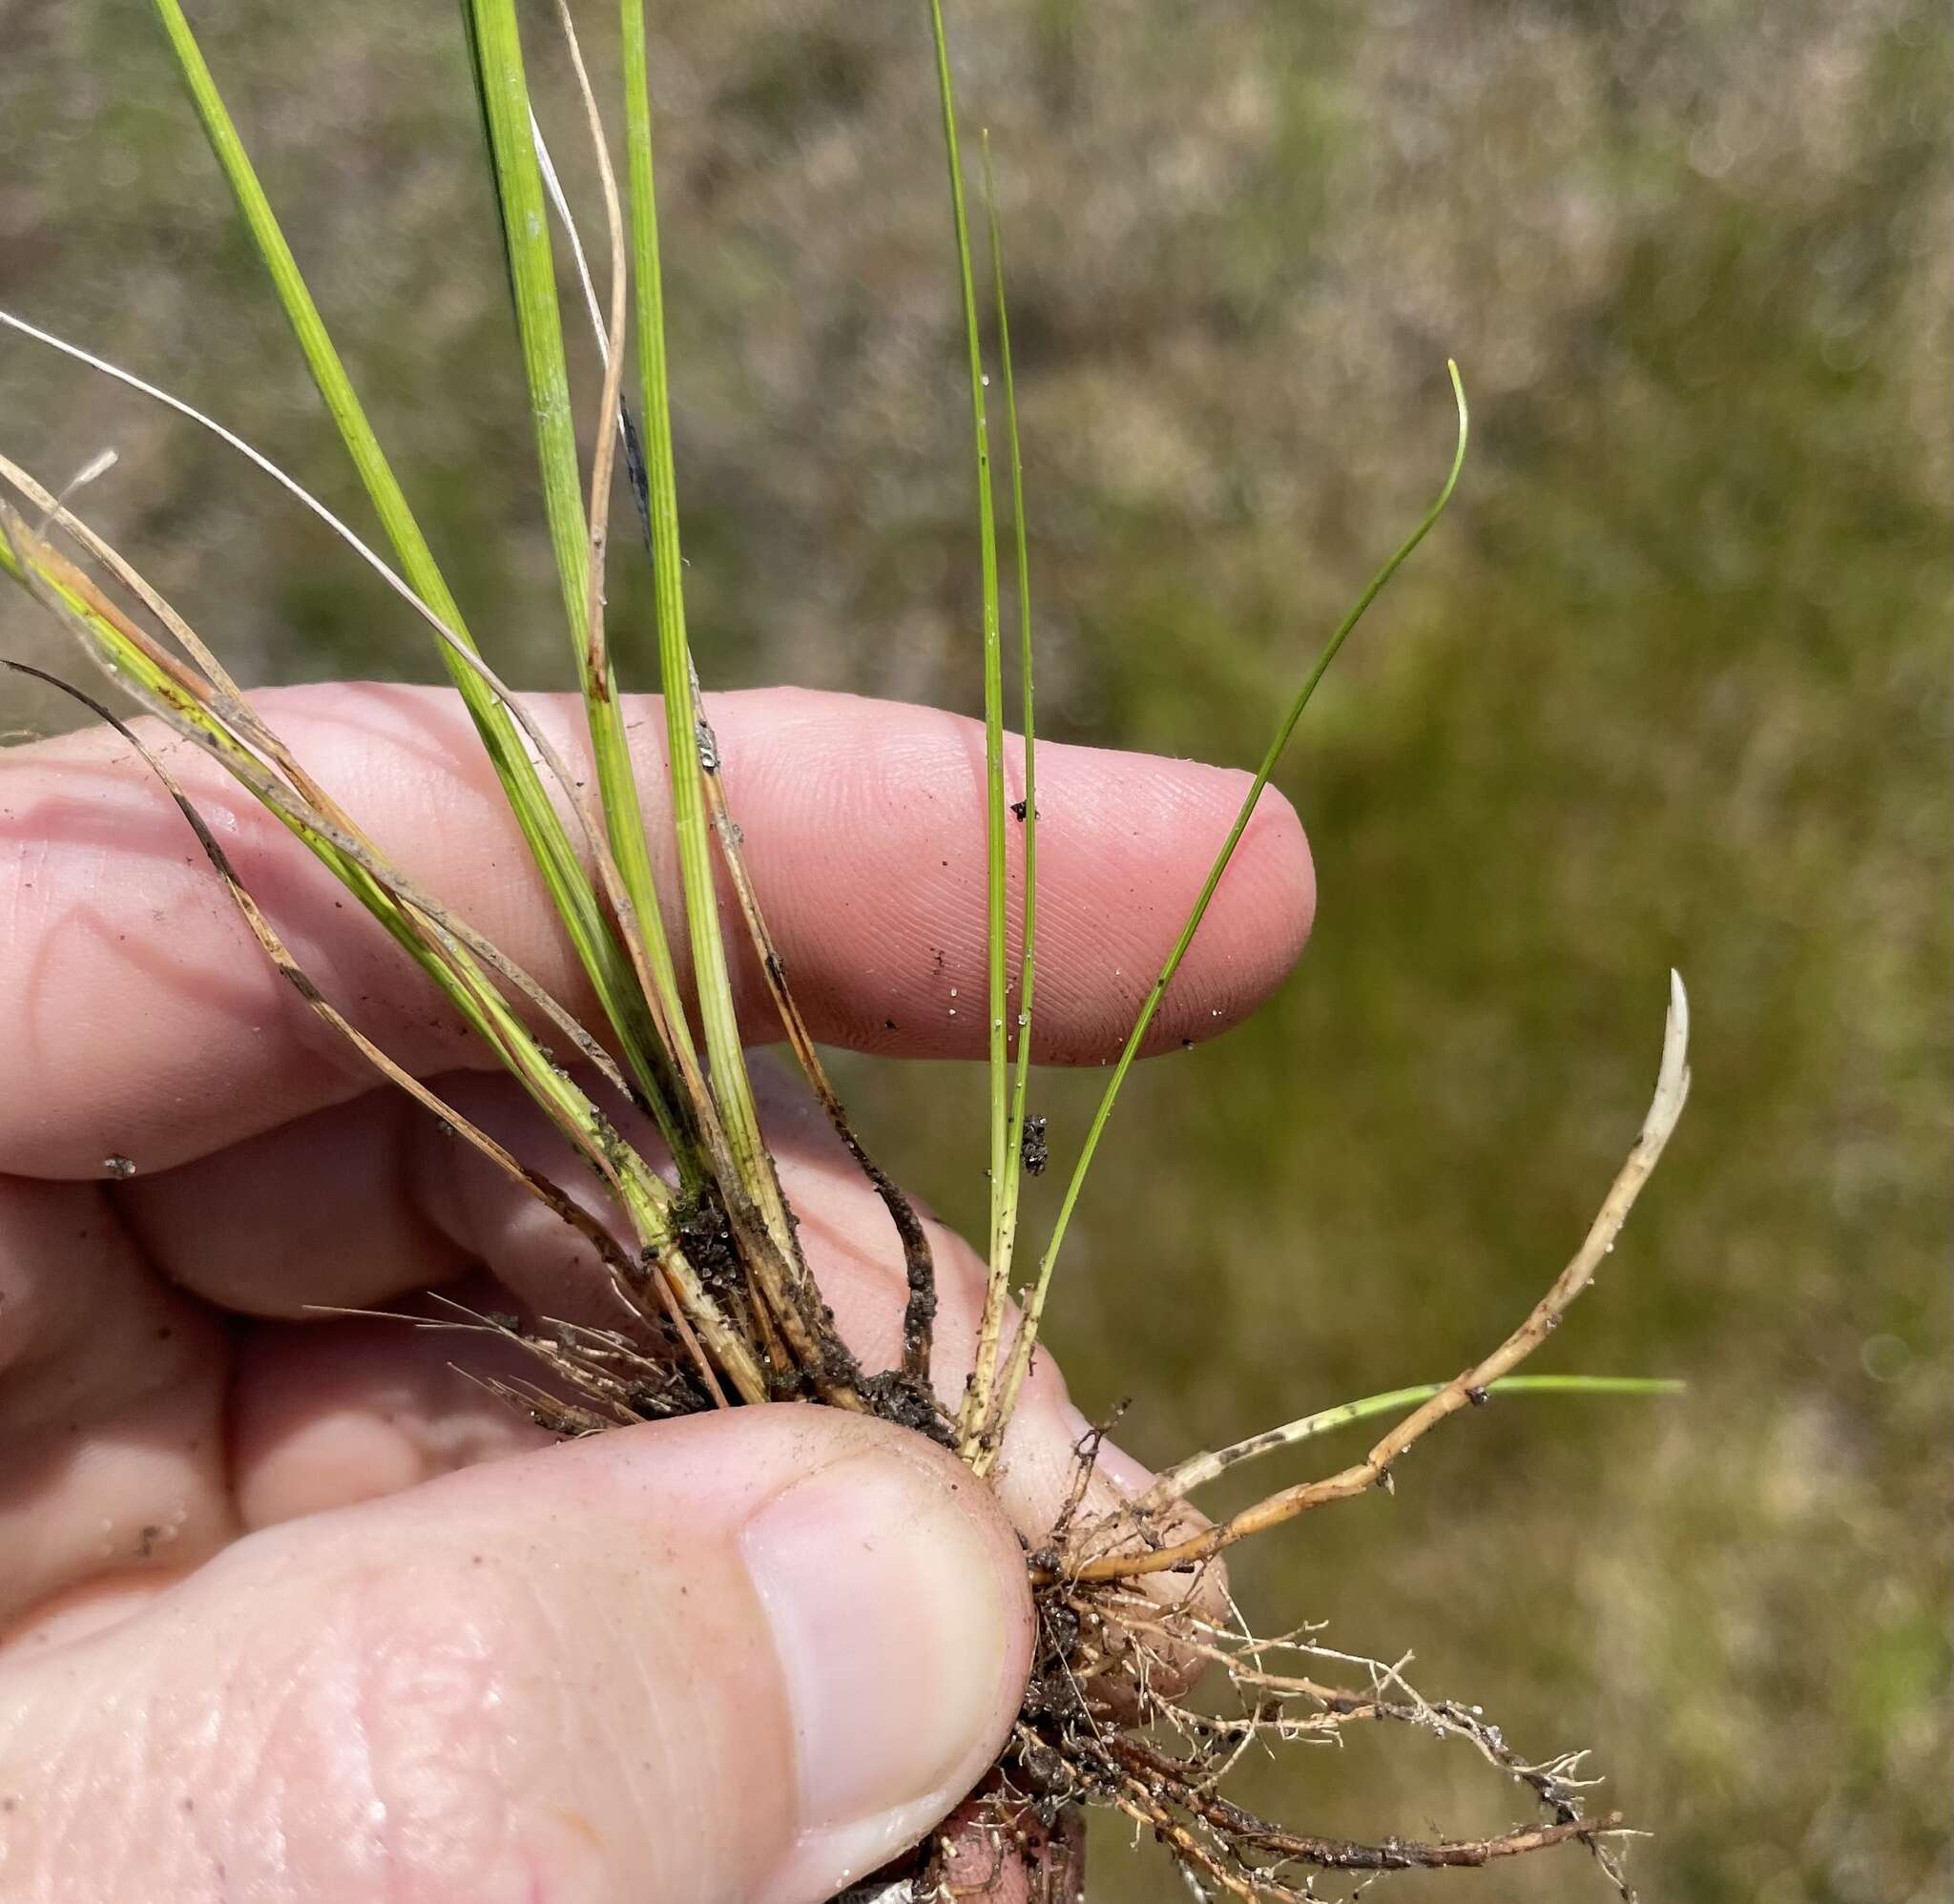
[0,682,1314,1904]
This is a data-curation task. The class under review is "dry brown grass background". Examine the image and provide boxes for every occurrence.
[2,3,1947,1897]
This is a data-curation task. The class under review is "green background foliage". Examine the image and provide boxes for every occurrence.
[3,3,1945,1896]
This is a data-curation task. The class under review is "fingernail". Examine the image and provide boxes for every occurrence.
[741,1451,1024,1897]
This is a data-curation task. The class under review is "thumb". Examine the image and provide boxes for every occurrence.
[0,1407,1032,1904]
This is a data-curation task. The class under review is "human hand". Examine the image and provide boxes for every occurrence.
[0,684,1312,1903]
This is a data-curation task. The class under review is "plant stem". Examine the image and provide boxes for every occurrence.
[618,0,796,1262]
[924,0,1011,1455]
[977,130,1040,1453]
[458,0,707,1157]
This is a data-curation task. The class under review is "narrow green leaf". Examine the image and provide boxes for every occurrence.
[1158,1375,1687,1500]
[456,0,707,1125]
[981,132,1039,1363]
[925,0,1011,1451]
[987,365,1474,1456]
[619,0,793,1255]
[1280,1374,1688,1444]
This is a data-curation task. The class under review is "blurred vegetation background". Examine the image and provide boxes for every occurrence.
[3,2,1946,1897]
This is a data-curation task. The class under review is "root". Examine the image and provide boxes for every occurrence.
[277,937,1676,1904]
[990,1570,1639,1902]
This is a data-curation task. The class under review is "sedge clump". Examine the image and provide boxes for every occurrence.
[0,3,1691,1898]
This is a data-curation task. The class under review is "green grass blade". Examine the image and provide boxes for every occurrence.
[982,364,1473,1464]
[146,0,688,1152]
[618,0,792,1254]
[981,132,1039,1333]
[456,0,601,668]
[1279,1373,1688,1443]
[456,0,707,1105]
[1155,1375,1685,1501]
[925,0,1011,1450]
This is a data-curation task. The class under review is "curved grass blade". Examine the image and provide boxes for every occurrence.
[978,365,1473,1473]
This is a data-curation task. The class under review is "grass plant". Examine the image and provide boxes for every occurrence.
[0,3,1694,1895]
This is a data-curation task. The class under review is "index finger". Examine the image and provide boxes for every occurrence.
[0,682,1313,1176]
